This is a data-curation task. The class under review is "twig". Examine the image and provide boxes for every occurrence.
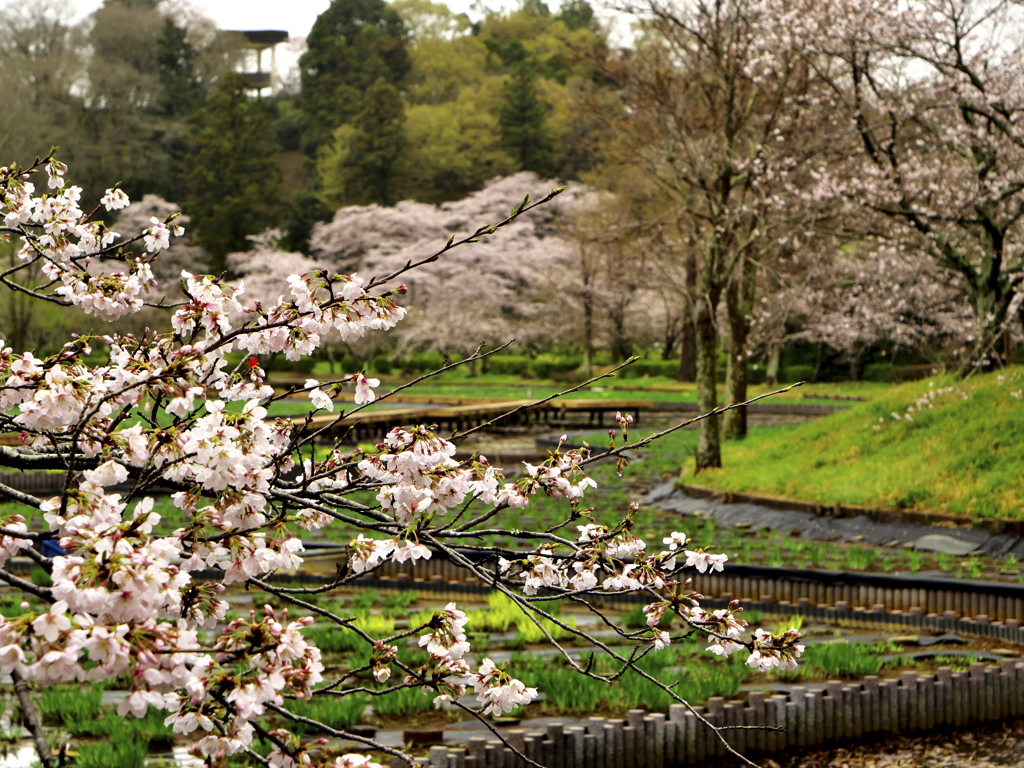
[264,701,415,762]
[0,569,54,602]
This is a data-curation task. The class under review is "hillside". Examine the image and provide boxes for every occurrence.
[691,368,1024,520]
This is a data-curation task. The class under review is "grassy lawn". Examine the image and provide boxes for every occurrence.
[346,370,893,405]
[691,367,1024,520]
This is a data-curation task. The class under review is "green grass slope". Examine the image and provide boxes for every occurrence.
[692,368,1024,520]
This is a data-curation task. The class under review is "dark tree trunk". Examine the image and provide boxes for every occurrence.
[678,250,697,382]
[694,292,721,471]
[579,246,595,377]
[765,344,781,387]
[723,256,755,440]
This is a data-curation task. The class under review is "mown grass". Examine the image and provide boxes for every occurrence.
[368,374,886,406]
[693,368,1024,520]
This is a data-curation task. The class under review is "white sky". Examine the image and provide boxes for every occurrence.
[5,0,633,85]
[46,0,523,39]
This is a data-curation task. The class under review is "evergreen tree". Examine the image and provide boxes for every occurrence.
[298,0,410,148]
[499,59,555,176]
[319,78,407,207]
[153,19,204,118]
[557,0,595,31]
[181,73,284,272]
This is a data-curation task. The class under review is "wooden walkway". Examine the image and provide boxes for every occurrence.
[297,398,651,441]
[292,396,848,442]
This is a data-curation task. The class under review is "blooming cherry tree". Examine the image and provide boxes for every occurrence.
[757,0,1024,370]
[0,153,796,768]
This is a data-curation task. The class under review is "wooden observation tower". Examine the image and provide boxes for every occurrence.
[231,30,289,95]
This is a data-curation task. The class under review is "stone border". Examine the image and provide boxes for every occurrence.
[398,661,1024,768]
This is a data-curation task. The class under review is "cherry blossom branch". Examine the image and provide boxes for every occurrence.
[0,446,96,471]
[293,339,517,451]
[422,538,763,765]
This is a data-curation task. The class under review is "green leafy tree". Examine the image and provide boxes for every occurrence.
[398,91,518,203]
[0,0,83,164]
[395,0,490,107]
[318,78,406,207]
[77,0,170,200]
[73,0,234,203]
[298,0,410,148]
[181,73,284,271]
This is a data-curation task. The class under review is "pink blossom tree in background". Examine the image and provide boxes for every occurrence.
[224,174,671,371]
[110,193,208,285]
[759,0,1024,371]
[752,243,977,380]
[0,154,803,768]
[310,174,582,362]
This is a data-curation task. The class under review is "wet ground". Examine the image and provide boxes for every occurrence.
[644,482,1024,559]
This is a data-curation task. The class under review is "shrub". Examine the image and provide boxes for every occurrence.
[30,566,52,588]
[622,604,671,629]
[380,590,419,617]
[626,360,678,378]
[370,354,393,374]
[530,355,582,379]
[349,590,381,612]
[486,355,534,376]
[781,364,815,383]
[747,364,767,385]
[862,363,898,382]
[306,613,394,656]
[266,354,317,374]
[515,614,576,644]
[91,709,175,747]
[398,352,447,374]
[472,592,522,632]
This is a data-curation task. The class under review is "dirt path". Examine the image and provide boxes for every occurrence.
[765,719,1024,767]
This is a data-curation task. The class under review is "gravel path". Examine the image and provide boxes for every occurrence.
[763,720,1024,767]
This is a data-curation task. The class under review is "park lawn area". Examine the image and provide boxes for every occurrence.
[692,367,1024,520]
[361,371,890,405]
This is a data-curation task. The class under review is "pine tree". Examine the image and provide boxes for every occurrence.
[181,73,284,272]
[153,19,204,118]
[298,0,410,148]
[319,78,407,207]
[499,60,555,177]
